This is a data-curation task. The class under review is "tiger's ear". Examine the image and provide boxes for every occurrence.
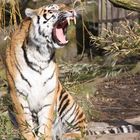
[25,8,37,18]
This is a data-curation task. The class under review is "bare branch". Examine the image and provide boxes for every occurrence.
[109,0,140,12]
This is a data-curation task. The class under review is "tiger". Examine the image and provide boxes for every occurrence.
[6,3,87,140]
[5,3,136,140]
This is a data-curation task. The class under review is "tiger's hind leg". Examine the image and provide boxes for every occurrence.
[54,88,87,140]
[10,91,38,140]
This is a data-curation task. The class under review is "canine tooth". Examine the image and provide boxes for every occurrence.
[74,17,76,24]
[67,17,70,25]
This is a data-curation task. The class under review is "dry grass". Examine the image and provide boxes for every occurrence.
[0,0,22,31]
[90,21,140,68]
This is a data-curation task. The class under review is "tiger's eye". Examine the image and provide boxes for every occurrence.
[48,10,53,14]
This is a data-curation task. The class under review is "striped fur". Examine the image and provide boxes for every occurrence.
[86,125,135,136]
[6,3,136,140]
[6,4,87,140]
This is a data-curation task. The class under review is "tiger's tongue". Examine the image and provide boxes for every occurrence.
[56,28,67,44]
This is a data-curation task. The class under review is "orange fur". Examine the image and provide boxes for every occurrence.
[6,19,37,140]
[6,5,87,140]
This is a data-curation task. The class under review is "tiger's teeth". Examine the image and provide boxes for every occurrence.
[67,17,70,25]
[74,17,76,24]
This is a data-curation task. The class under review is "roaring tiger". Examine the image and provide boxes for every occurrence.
[6,3,136,140]
[6,3,87,140]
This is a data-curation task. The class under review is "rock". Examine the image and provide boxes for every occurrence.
[126,116,140,125]
[87,122,140,140]
[87,133,140,140]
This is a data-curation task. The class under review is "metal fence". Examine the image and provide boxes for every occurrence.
[97,0,140,35]
[76,0,140,55]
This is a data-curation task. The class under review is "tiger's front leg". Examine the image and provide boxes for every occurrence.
[7,74,37,140]
[37,83,62,140]
[37,92,59,140]
[37,103,55,140]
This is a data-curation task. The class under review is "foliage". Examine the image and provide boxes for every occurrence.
[58,21,140,91]
[0,0,22,30]
[90,21,140,60]
[90,21,140,71]
[59,63,94,84]
[0,113,19,140]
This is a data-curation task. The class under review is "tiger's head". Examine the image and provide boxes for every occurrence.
[25,4,76,48]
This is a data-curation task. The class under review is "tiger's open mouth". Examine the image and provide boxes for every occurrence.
[52,16,76,46]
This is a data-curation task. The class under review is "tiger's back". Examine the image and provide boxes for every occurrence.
[6,18,31,78]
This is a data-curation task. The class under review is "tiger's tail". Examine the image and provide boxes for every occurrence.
[86,124,136,135]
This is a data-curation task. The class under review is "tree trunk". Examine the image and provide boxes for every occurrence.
[109,0,140,12]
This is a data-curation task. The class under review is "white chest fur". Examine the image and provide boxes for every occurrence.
[15,46,57,111]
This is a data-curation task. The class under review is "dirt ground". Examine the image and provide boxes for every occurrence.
[91,73,140,121]
[86,73,140,139]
